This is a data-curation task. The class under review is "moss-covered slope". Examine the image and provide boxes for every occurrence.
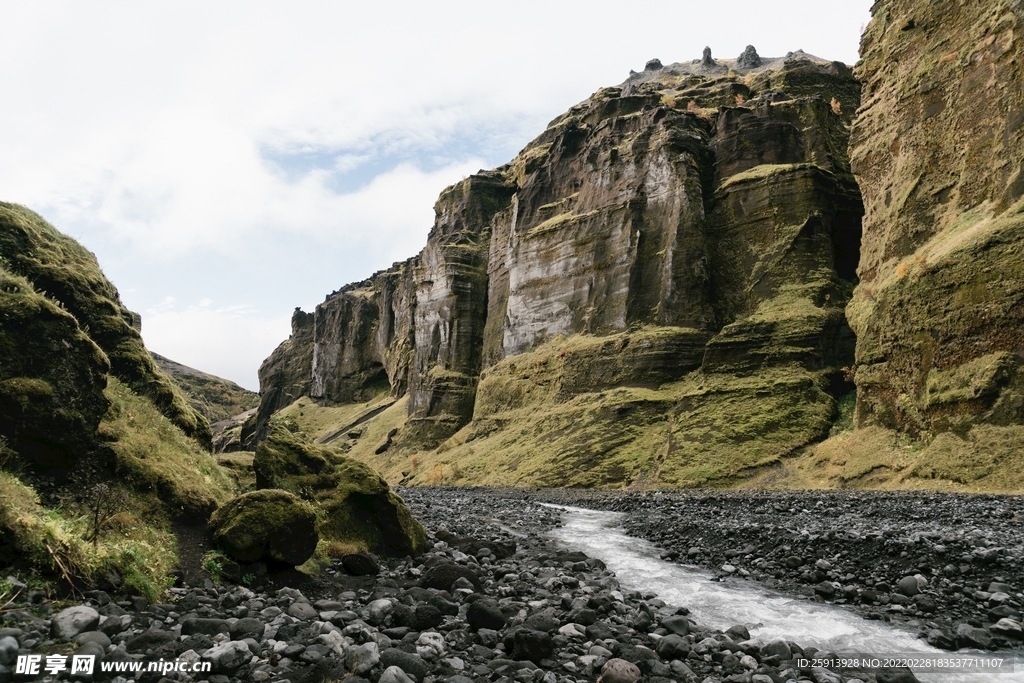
[0,205,233,593]
[0,203,211,447]
[152,352,259,423]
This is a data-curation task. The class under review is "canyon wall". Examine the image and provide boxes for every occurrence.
[252,51,866,484]
[849,0,1024,437]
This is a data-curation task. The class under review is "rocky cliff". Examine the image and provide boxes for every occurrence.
[255,49,866,486]
[0,204,212,450]
[848,0,1024,440]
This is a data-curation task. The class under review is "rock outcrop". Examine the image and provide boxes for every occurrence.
[848,0,1024,437]
[253,424,426,556]
[0,204,212,449]
[255,51,864,486]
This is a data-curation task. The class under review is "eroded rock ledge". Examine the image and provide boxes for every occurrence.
[251,51,864,486]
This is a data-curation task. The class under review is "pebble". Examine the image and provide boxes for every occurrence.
[1,486,1020,683]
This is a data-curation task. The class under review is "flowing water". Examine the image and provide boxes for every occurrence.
[545,504,1023,683]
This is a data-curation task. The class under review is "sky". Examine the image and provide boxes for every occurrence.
[0,1,874,391]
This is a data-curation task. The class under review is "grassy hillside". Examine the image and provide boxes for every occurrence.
[1,378,235,598]
[0,203,211,447]
[152,352,259,423]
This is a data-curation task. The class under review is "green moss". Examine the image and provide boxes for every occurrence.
[720,163,817,188]
[0,266,111,469]
[925,352,1017,407]
[100,378,234,519]
[0,204,211,447]
[209,489,318,565]
[851,210,1024,435]
[253,425,425,557]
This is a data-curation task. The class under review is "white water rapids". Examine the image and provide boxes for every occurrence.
[545,504,1023,683]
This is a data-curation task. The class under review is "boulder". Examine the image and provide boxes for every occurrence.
[466,598,506,631]
[513,628,553,664]
[253,425,425,557]
[209,489,318,566]
[50,606,100,640]
[341,553,380,576]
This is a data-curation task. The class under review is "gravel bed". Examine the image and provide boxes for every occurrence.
[1,487,1021,683]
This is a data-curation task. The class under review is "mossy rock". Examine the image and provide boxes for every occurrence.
[0,267,110,470]
[209,489,318,566]
[0,203,211,448]
[254,425,426,557]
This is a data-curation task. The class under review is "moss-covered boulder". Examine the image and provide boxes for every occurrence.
[0,203,211,448]
[254,425,426,557]
[0,266,110,470]
[209,489,318,566]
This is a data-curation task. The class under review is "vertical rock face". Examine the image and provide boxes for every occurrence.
[849,0,1024,435]
[255,52,865,470]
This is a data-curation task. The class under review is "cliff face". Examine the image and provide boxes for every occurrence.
[255,51,865,485]
[849,0,1024,437]
[0,204,212,450]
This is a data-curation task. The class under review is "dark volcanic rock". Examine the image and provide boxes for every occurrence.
[420,562,481,592]
[736,44,761,68]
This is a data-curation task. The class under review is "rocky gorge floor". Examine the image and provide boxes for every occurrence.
[1,488,1022,683]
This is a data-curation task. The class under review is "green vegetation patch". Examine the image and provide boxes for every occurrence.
[0,203,211,447]
[0,471,176,601]
[254,424,425,557]
[100,378,234,520]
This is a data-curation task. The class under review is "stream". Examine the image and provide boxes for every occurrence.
[546,504,1023,683]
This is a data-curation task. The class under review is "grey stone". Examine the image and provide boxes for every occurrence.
[201,640,253,674]
[467,599,505,631]
[50,606,100,640]
[896,576,921,597]
[660,615,690,636]
[955,623,992,649]
[73,631,111,649]
[600,658,641,683]
[0,637,17,666]
[288,602,319,620]
[379,665,416,683]
[346,641,379,674]
[991,618,1022,639]
[229,617,266,640]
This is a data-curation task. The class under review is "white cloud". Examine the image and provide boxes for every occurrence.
[0,0,873,386]
[141,302,291,391]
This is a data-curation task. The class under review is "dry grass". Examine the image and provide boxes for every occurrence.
[746,424,1024,493]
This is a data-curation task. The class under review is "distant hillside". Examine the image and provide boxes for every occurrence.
[152,352,259,423]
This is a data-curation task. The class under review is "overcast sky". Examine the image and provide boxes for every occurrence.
[1,1,873,390]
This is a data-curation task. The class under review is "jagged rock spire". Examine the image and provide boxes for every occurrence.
[737,45,761,69]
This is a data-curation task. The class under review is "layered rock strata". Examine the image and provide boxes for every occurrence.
[849,0,1024,436]
[255,52,864,479]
